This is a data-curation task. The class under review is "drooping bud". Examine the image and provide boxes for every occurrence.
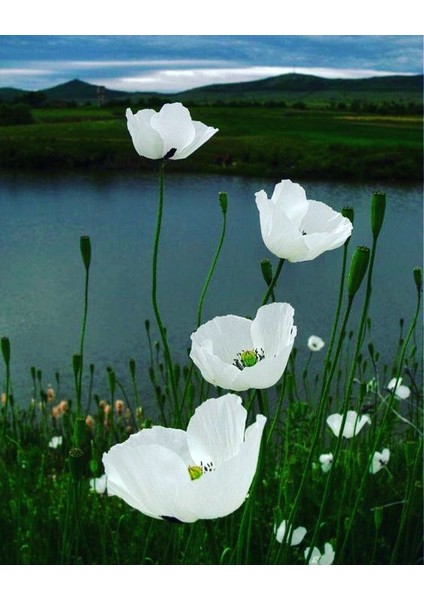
[218,191,228,214]
[1,337,10,367]
[347,246,370,298]
[370,191,386,239]
[80,235,91,272]
[129,358,136,379]
[108,369,116,397]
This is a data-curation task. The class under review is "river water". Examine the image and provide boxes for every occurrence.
[0,169,422,406]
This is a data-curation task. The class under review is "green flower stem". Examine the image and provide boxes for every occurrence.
[196,193,228,328]
[322,239,350,382]
[152,161,180,424]
[337,279,422,562]
[261,258,285,305]
[77,244,90,417]
[204,520,221,564]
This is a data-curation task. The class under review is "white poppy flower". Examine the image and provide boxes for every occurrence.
[89,473,108,494]
[126,103,218,160]
[48,435,62,449]
[103,394,266,523]
[305,542,335,565]
[190,302,297,392]
[255,180,352,262]
[319,452,334,473]
[308,335,325,352]
[387,377,411,400]
[275,520,307,545]
[326,411,371,439]
[370,448,390,474]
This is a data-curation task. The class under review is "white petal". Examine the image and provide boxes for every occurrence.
[103,440,198,522]
[150,103,195,158]
[251,302,296,357]
[320,543,335,564]
[308,335,325,351]
[231,347,294,390]
[173,120,219,160]
[179,414,266,520]
[305,546,321,564]
[326,413,343,437]
[186,394,247,466]
[191,314,253,364]
[387,377,410,399]
[270,180,309,222]
[255,191,308,261]
[126,108,164,159]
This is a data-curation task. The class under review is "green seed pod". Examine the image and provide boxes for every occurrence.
[1,336,10,367]
[370,191,386,239]
[80,235,91,272]
[108,369,116,396]
[347,246,370,298]
[73,416,86,447]
[218,191,228,214]
[260,258,273,286]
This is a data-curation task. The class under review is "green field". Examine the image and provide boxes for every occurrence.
[0,105,422,181]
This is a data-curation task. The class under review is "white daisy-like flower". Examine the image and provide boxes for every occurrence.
[190,302,296,392]
[275,520,307,545]
[255,180,352,263]
[48,435,63,449]
[370,448,390,474]
[326,411,371,439]
[307,335,325,352]
[319,453,334,473]
[305,542,335,565]
[126,103,218,160]
[387,377,411,400]
[103,394,266,523]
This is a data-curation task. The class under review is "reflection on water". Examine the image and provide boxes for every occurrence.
[0,170,422,406]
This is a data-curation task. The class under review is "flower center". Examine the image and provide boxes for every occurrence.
[233,348,265,370]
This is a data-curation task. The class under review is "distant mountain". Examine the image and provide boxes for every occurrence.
[0,73,422,106]
[175,73,424,103]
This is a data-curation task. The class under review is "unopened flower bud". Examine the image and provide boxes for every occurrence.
[348,246,370,298]
[115,399,124,415]
[80,235,91,272]
[1,337,10,367]
[218,191,228,214]
[371,191,386,239]
[72,354,81,378]
[413,267,422,293]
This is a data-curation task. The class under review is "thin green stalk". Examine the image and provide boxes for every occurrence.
[197,192,228,328]
[261,258,285,305]
[151,161,180,423]
[322,240,350,381]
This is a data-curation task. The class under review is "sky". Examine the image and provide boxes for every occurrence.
[0,35,422,93]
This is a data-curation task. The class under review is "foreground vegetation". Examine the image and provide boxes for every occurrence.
[0,104,422,181]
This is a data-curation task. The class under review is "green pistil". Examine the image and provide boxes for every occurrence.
[188,465,203,481]
[240,349,258,368]
[233,348,265,371]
